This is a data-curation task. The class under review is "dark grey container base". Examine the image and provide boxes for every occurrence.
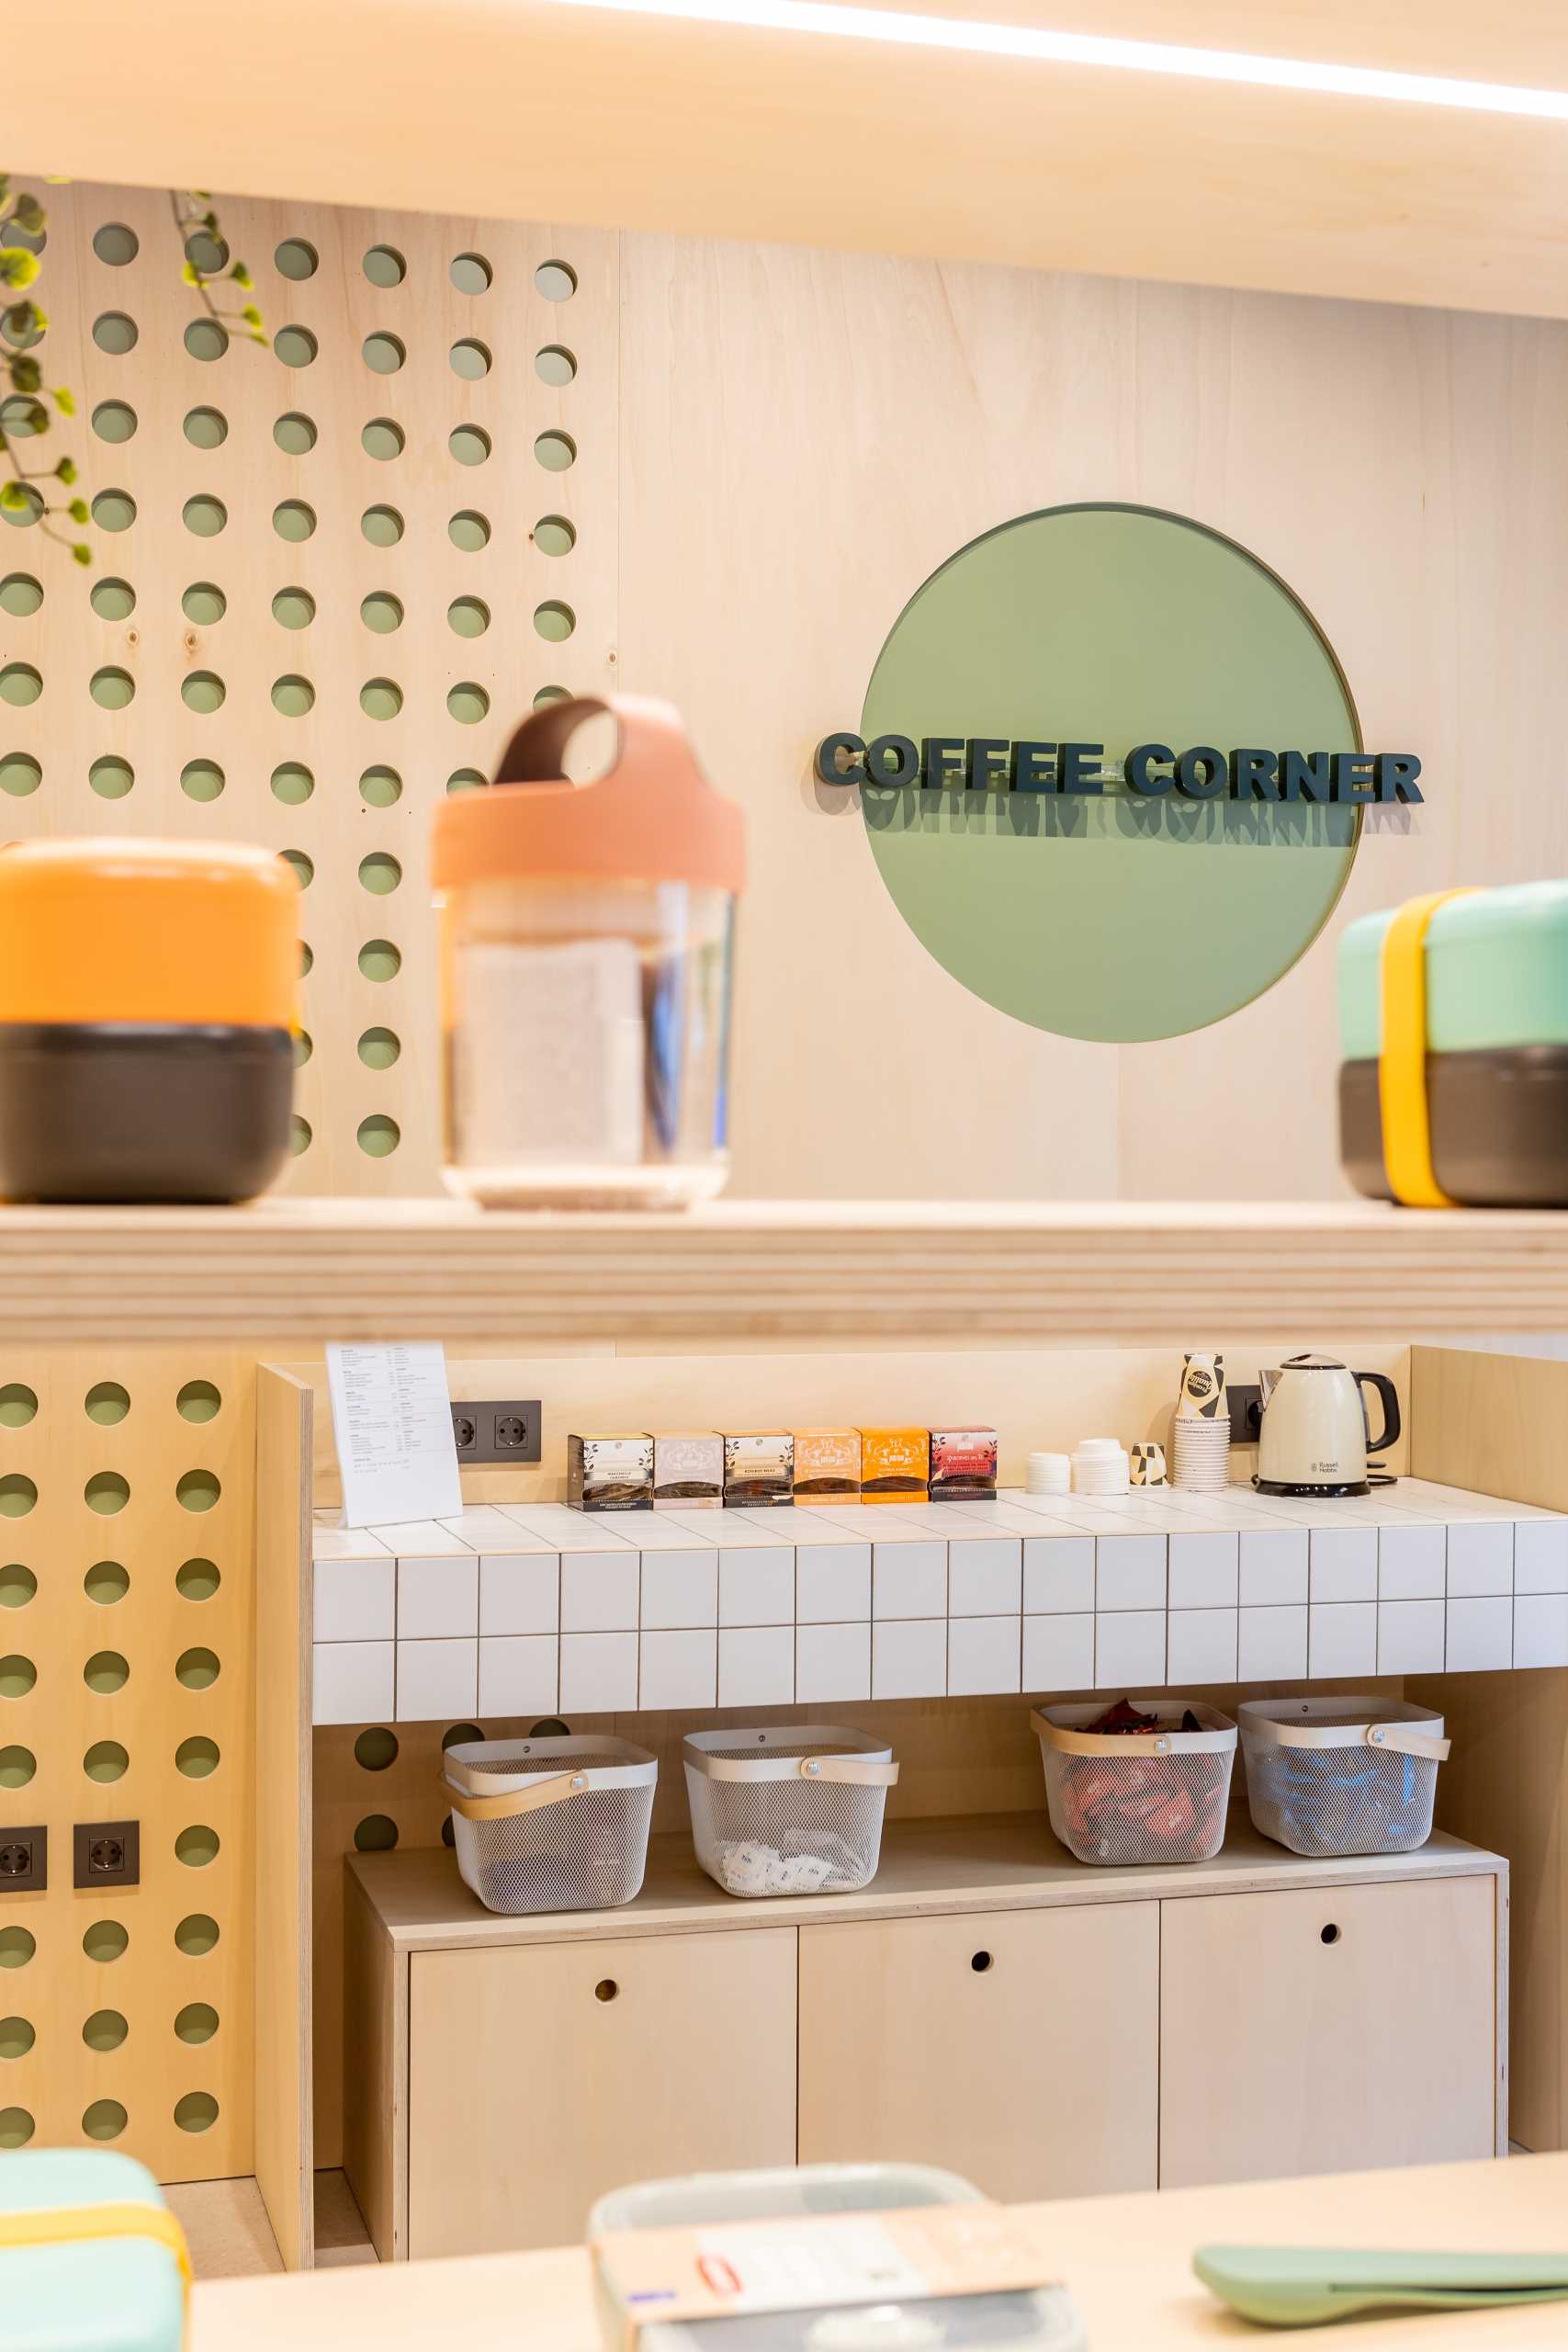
[1339,1046,1568,1208]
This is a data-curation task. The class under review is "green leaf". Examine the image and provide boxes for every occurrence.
[10,356,40,394]
[67,496,88,523]
[181,259,199,286]
[0,249,39,291]
[231,262,253,288]
[56,456,76,484]
[242,304,262,327]
[0,481,26,511]
[51,386,73,415]
[13,196,43,232]
[72,541,90,565]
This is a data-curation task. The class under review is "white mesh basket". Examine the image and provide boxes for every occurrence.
[443,1734,657,1916]
[1032,1701,1236,1867]
[1239,1696,1450,1859]
[684,1725,899,1897]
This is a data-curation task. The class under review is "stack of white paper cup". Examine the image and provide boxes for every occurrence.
[1026,1451,1072,1496]
[1072,1438,1131,1496]
[1171,1418,1232,1493]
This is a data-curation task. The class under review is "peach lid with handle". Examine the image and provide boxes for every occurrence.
[431,695,746,895]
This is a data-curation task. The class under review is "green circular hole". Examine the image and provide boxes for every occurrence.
[534,431,576,473]
[356,1026,401,1070]
[180,760,223,803]
[358,938,401,982]
[0,1386,35,1429]
[177,1381,221,1424]
[535,344,576,387]
[83,1650,129,1692]
[82,2098,126,2139]
[274,411,317,455]
[536,260,577,300]
[83,2008,128,2051]
[280,849,313,889]
[83,1918,128,1962]
[449,337,491,379]
[91,489,137,533]
[0,2015,32,2059]
[0,2107,34,2147]
[356,1114,400,1159]
[355,1725,399,1770]
[85,1382,129,1424]
[176,1471,220,1515]
[0,572,40,616]
[533,600,576,643]
[0,1478,36,1519]
[0,1655,35,1698]
[271,587,314,630]
[446,768,487,794]
[272,673,314,718]
[182,494,227,538]
[0,664,40,707]
[358,852,401,896]
[92,399,138,443]
[94,222,139,266]
[447,681,490,724]
[448,424,491,468]
[175,2002,219,2044]
[271,762,313,805]
[175,2090,220,2133]
[0,1929,34,1969]
[362,417,403,460]
[275,238,318,280]
[363,244,406,287]
[275,325,317,369]
[84,1739,129,1782]
[0,1566,34,1608]
[85,1473,129,1517]
[182,582,226,626]
[182,671,225,715]
[447,595,490,639]
[361,504,403,548]
[534,514,576,558]
[0,753,40,796]
[291,1114,313,1156]
[176,1559,220,1602]
[0,1747,33,1789]
[87,757,133,800]
[360,591,403,635]
[358,765,401,808]
[448,509,491,551]
[451,252,492,294]
[175,1913,219,1956]
[186,231,230,275]
[360,677,402,720]
[175,1824,220,1869]
[363,333,405,375]
[184,319,228,363]
[184,405,228,449]
[354,1814,399,1852]
[293,1032,312,1069]
[273,500,317,543]
[93,311,138,356]
[84,1561,129,1605]
[90,576,135,620]
[90,666,134,710]
[176,1735,220,1779]
[175,1646,220,1689]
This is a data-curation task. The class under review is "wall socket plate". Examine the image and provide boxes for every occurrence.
[1228,1385,1262,1444]
[73,1820,140,1888]
[451,1398,543,1464]
[0,1826,45,1892]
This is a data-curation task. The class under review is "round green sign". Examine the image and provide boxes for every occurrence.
[859,503,1361,1042]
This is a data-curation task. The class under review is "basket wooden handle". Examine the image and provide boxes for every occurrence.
[1365,1724,1451,1762]
[799,1756,900,1787]
[443,1770,587,1822]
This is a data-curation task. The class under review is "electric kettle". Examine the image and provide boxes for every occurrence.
[1254,1353,1401,1497]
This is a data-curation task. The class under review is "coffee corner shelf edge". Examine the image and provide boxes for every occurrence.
[3,1198,1566,1344]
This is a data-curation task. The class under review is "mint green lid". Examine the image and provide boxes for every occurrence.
[1339,882,1568,1059]
[0,2149,184,2352]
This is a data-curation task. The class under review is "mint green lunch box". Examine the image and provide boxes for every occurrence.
[0,2150,188,2352]
[1339,882,1568,1205]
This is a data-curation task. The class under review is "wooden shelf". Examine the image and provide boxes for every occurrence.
[7,1196,1568,1343]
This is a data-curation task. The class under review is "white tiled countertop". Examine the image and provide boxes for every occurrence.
[309,1478,1568,1725]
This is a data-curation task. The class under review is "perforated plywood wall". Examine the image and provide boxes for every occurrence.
[1,184,617,1193]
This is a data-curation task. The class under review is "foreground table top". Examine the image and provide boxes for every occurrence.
[194,2153,1568,2348]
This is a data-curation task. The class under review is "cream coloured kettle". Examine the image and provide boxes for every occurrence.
[1254,1352,1401,1498]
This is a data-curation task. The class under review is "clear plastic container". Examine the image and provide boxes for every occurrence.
[433,696,745,1208]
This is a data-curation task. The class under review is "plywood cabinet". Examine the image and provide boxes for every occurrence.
[797,1904,1158,2199]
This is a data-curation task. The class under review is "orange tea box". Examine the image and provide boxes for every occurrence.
[857,1425,929,1504]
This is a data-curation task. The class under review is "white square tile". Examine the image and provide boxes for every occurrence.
[1378,1524,1446,1601]
[1309,1530,1377,1604]
[312,1640,394,1725]
[638,1629,717,1709]
[947,1617,1021,1696]
[1237,1606,1307,1680]
[1022,1613,1094,1692]
[559,1631,639,1712]
[639,1550,719,1630]
[872,1619,947,1700]
[1094,1610,1167,1690]
[395,1638,479,1722]
[1446,1595,1513,1672]
[397,1555,479,1640]
[479,1554,559,1636]
[947,1538,1021,1617]
[1514,1593,1568,1670]
[1238,1529,1308,1607]
[1022,1537,1096,1615]
[718,1548,795,1627]
[1308,1603,1377,1679]
[1168,1532,1238,1611]
[873,1543,948,1620]
[1447,1521,1514,1598]
[718,1625,795,1707]
[795,1544,872,1623]
[795,1622,872,1704]
[478,1634,558,1715]
[1377,1598,1446,1675]
[314,1557,395,1643]
[559,1551,640,1634]
[1096,1535,1167,1612]
[1167,1610,1237,1683]
[1515,1520,1568,1595]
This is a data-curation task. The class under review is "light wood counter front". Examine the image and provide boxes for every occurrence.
[193,2152,1568,2349]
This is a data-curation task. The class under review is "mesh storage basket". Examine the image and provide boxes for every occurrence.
[1032,1701,1236,1867]
[684,1725,899,1897]
[443,1734,657,1916]
[1239,1696,1450,1859]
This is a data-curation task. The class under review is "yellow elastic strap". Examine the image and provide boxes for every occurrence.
[0,2200,191,2312]
[1378,888,1478,1208]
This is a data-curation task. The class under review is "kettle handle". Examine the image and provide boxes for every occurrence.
[1356,1373,1402,1456]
